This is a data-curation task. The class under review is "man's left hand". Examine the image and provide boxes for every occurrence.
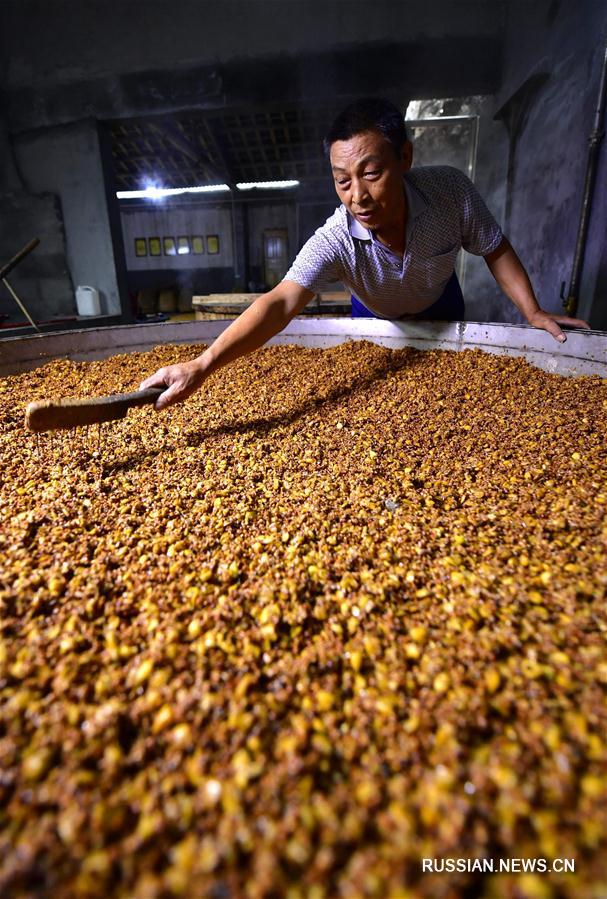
[527,310,591,343]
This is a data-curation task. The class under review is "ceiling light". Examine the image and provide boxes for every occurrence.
[236,180,300,190]
[116,184,231,200]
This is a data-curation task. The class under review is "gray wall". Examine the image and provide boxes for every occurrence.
[0,117,75,323]
[1,1,504,131]
[121,204,233,271]
[494,0,606,327]
[14,121,120,316]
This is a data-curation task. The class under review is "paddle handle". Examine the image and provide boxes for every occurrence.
[25,387,165,432]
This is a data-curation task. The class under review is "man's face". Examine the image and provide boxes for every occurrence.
[329,129,413,232]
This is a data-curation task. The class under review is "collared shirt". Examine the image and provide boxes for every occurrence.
[284,166,503,317]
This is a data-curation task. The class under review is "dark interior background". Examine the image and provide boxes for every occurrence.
[0,0,605,327]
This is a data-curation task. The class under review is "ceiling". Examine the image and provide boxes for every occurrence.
[109,104,347,192]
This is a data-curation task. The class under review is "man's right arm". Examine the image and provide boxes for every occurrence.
[139,280,315,409]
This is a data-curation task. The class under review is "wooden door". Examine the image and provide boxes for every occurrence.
[263,229,288,288]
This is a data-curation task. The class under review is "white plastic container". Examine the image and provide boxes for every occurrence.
[75,286,101,316]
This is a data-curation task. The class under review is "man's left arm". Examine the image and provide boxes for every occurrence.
[483,237,590,343]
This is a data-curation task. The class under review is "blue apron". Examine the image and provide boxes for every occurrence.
[351,272,465,321]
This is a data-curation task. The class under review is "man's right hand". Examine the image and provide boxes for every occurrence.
[138,281,315,411]
[139,358,206,410]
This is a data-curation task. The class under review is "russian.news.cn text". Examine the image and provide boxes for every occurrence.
[422,858,575,874]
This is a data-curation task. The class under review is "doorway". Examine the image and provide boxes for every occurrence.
[263,229,289,288]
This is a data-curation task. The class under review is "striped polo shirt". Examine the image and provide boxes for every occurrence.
[284,165,503,317]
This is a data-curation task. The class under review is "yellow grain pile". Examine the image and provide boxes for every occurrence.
[0,341,605,898]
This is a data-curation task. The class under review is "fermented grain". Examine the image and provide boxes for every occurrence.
[0,341,605,898]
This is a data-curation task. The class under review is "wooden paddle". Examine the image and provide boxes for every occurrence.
[25,388,164,432]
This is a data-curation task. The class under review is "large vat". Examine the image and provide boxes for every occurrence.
[1,318,606,378]
[1,317,605,898]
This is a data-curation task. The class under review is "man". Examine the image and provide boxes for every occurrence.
[140,98,589,408]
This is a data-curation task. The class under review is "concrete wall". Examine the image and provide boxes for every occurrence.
[0,2,504,131]
[494,0,606,327]
[0,117,22,193]
[1,1,502,84]
[0,117,75,324]
[13,121,120,315]
[0,190,75,324]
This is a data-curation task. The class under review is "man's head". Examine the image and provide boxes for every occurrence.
[324,98,412,237]
[323,97,409,159]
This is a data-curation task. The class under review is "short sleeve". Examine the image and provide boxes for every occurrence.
[451,168,503,256]
[283,230,343,292]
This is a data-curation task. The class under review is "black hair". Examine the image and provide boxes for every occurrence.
[323,98,408,157]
